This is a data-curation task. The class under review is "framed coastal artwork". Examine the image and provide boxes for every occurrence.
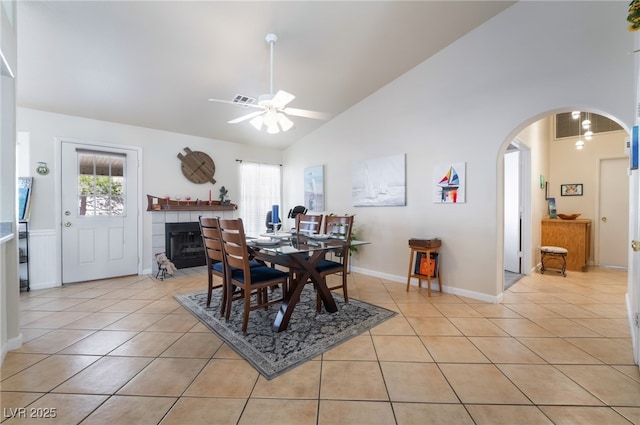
[304,165,324,211]
[433,162,466,203]
[352,154,406,207]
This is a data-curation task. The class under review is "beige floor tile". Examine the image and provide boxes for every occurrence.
[0,391,44,412]
[372,335,433,362]
[117,357,207,396]
[28,298,89,311]
[0,353,48,380]
[322,334,377,361]
[11,329,96,354]
[61,312,129,330]
[434,303,482,317]
[58,330,138,355]
[406,317,462,336]
[565,337,636,365]
[469,336,545,364]
[103,313,167,331]
[539,406,633,425]
[613,407,640,424]
[466,405,553,425]
[144,313,199,332]
[355,290,396,304]
[439,364,530,404]
[381,362,458,403]
[529,317,601,337]
[613,365,640,383]
[251,361,321,399]
[1,393,108,425]
[448,317,509,336]
[420,336,489,363]
[97,288,147,300]
[160,332,223,358]
[18,328,52,344]
[62,298,120,312]
[369,316,416,336]
[470,303,522,318]
[396,303,443,317]
[318,400,395,425]
[53,356,153,394]
[489,318,556,337]
[99,299,154,313]
[578,318,631,338]
[497,364,604,405]
[393,402,474,425]
[320,361,388,401]
[21,311,91,329]
[536,303,602,319]
[184,358,259,398]
[0,355,99,392]
[240,399,317,425]
[556,365,640,406]
[108,331,183,357]
[160,397,246,425]
[81,395,176,425]
[504,303,562,318]
[517,337,602,364]
[212,343,244,359]
[135,299,182,314]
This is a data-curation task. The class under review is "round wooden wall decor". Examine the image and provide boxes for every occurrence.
[177,147,217,184]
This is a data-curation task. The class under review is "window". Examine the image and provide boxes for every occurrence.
[77,151,125,216]
[238,162,281,236]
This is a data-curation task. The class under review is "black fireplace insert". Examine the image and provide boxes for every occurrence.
[165,222,206,269]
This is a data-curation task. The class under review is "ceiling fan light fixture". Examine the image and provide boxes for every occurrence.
[571,111,581,119]
[277,113,294,132]
[267,122,280,134]
[250,115,263,130]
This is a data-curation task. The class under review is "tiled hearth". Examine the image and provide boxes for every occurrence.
[150,210,236,274]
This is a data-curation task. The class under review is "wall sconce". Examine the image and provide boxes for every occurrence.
[36,162,49,175]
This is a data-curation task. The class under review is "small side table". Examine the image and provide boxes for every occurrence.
[406,239,442,296]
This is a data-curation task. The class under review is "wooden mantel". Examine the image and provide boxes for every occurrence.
[146,194,237,212]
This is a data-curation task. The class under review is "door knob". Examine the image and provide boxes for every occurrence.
[632,240,640,251]
[601,217,607,222]
[64,221,72,227]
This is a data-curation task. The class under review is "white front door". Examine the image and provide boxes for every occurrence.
[599,157,629,268]
[61,142,139,283]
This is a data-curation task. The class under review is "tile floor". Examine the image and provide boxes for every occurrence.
[1,266,639,424]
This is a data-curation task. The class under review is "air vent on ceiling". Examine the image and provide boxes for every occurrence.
[232,94,256,107]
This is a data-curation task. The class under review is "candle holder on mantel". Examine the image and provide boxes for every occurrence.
[146,194,234,212]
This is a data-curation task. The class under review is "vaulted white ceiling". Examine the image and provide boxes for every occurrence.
[16,1,514,148]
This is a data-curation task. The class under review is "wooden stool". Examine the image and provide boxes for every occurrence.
[406,239,442,296]
[540,246,568,277]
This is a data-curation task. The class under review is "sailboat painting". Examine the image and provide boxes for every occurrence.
[433,162,466,203]
[352,154,406,207]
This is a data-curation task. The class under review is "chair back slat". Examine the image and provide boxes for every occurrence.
[219,218,251,272]
[200,218,224,264]
[296,214,323,235]
[324,215,354,241]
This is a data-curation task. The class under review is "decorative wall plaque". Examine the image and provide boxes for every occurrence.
[177,147,216,184]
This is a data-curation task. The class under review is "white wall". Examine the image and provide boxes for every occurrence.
[16,108,283,279]
[283,1,635,300]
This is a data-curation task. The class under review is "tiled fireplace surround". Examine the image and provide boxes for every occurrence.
[150,209,237,274]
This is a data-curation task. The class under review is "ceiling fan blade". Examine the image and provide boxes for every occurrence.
[208,98,263,109]
[228,110,265,124]
[283,107,331,121]
[271,90,295,109]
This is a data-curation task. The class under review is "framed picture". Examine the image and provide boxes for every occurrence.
[304,165,324,211]
[433,162,466,203]
[352,154,406,207]
[560,184,583,196]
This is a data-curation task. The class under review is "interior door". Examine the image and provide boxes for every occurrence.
[599,157,629,268]
[504,149,521,273]
[630,165,640,368]
[61,142,139,283]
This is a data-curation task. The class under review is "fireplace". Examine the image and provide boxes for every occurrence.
[165,222,206,269]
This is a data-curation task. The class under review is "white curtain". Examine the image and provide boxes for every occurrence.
[239,161,281,236]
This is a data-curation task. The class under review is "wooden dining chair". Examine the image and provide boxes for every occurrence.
[295,213,323,235]
[199,216,226,313]
[314,214,354,311]
[218,218,289,333]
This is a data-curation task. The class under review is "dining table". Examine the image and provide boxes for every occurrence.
[247,232,368,332]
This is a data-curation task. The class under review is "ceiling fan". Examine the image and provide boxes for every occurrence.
[208,33,330,134]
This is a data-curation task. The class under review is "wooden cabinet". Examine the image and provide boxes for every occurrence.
[541,219,591,272]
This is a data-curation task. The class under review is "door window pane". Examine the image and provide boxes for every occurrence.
[77,151,125,216]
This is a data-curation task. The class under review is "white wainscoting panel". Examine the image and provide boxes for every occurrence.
[28,229,58,289]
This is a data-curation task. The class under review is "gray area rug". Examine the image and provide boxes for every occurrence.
[175,286,396,380]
